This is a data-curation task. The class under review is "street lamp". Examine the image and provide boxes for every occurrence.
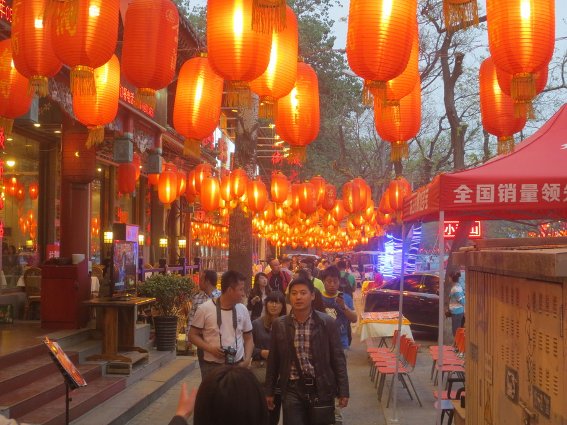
[138,233,145,246]
[103,231,114,244]
[178,236,187,251]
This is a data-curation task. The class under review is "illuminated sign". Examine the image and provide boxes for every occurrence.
[444,220,482,239]
[119,85,155,118]
[0,1,13,23]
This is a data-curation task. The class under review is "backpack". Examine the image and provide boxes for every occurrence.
[339,273,354,296]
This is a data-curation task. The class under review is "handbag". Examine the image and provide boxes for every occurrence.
[250,360,267,384]
[309,398,335,425]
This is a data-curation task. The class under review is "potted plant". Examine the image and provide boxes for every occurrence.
[138,273,196,351]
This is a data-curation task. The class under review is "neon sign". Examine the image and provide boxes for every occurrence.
[119,85,155,118]
[0,1,13,23]
[444,220,482,239]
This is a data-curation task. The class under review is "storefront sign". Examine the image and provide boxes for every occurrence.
[119,85,155,118]
[46,244,60,259]
[444,220,482,239]
[0,1,13,23]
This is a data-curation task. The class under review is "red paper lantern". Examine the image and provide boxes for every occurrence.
[194,163,212,194]
[247,179,268,213]
[28,181,39,200]
[480,57,527,155]
[378,189,395,215]
[61,129,97,184]
[322,184,337,211]
[49,0,119,95]
[382,26,419,106]
[270,172,290,204]
[331,199,348,222]
[73,54,120,147]
[11,0,62,97]
[220,173,233,202]
[290,183,301,211]
[177,170,187,196]
[148,161,163,187]
[343,178,368,214]
[298,182,317,215]
[200,176,221,212]
[346,0,416,103]
[230,168,249,199]
[207,0,272,104]
[158,162,178,204]
[132,153,142,181]
[375,81,421,161]
[275,61,320,161]
[121,0,179,108]
[487,0,554,104]
[309,175,326,206]
[118,162,137,195]
[249,6,298,118]
[0,39,32,136]
[174,55,224,157]
[388,176,411,212]
[496,65,548,119]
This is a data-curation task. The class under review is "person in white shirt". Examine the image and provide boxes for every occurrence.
[189,270,254,378]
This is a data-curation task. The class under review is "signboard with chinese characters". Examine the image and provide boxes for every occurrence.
[444,221,482,239]
[0,1,13,23]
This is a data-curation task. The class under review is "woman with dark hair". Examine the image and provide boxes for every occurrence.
[251,291,286,425]
[247,272,270,321]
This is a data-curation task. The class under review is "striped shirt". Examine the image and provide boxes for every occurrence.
[289,311,316,379]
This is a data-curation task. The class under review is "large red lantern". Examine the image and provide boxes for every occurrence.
[121,0,179,108]
[207,0,272,105]
[480,57,527,155]
[322,184,337,211]
[346,0,416,103]
[118,162,137,195]
[61,129,97,184]
[200,176,221,212]
[49,0,119,95]
[158,162,178,205]
[343,178,368,214]
[310,175,326,206]
[249,6,298,118]
[73,55,120,147]
[375,81,421,161]
[298,182,317,215]
[194,163,212,194]
[247,179,268,213]
[487,0,554,105]
[388,176,411,213]
[11,0,62,97]
[275,61,320,162]
[230,168,249,199]
[220,173,233,202]
[270,172,290,204]
[0,40,32,136]
[173,55,224,157]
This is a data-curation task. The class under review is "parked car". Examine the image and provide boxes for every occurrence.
[364,272,440,334]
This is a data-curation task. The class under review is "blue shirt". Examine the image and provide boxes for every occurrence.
[449,284,465,315]
[320,292,354,349]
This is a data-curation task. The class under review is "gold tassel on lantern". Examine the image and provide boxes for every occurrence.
[0,118,14,137]
[86,126,105,148]
[259,96,277,119]
[511,73,536,107]
[135,88,157,110]
[29,76,50,98]
[514,101,535,121]
[390,141,409,161]
[364,80,386,107]
[70,65,96,96]
[224,81,251,108]
[252,0,287,34]
[443,0,479,33]
[184,139,201,158]
[497,136,515,155]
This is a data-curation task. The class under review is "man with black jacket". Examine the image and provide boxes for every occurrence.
[266,276,349,425]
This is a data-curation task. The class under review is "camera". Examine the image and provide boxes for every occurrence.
[222,346,237,365]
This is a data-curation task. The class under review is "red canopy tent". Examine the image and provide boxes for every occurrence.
[403,104,567,223]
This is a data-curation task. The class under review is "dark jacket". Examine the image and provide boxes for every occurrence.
[252,316,271,360]
[265,310,349,401]
[167,415,187,425]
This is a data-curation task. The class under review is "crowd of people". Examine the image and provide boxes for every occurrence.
[180,254,360,425]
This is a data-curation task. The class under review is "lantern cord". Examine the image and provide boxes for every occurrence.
[135,88,157,110]
[70,66,96,96]
[29,76,49,98]
[289,146,306,163]
[0,117,14,137]
[184,139,202,159]
[86,126,105,148]
[443,0,479,33]
[511,73,536,104]
[259,97,277,119]
[224,81,251,108]
[390,141,409,162]
[514,101,535,120]
[252,0,287,34]
[497,136,515,155]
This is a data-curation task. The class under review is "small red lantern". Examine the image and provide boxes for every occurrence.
[310,175,326,206]
[331,199,348,222]
[158,162,178,204]
[231,168,249,199]
[177,170,187,197]
[220,173,233,202]
[28,181,39,200]
[388,176,411,213]
[343,178,368,214]
[195,163,212,194]
[322,184,337,211]
[118,162,137,195]
[132,153,142,181]
[200,176,221,212]
[298,182,317,215]
[270,172,290,204]
[247,178,268,213]
[378,189,395,215]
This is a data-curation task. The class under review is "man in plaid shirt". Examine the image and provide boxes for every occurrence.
[187,269,220,378]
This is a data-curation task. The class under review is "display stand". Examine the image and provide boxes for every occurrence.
[43,337,87,425]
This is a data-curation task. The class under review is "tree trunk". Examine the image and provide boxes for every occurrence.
[228,96,259,289]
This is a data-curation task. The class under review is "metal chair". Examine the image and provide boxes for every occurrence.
[23,267,42,320]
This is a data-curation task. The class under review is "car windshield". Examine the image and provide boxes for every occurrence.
[381,274,439,294]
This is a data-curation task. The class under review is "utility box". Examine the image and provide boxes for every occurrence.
[456,238,567,425]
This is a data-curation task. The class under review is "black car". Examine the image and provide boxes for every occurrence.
[364,273,440,334]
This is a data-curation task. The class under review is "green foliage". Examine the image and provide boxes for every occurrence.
[138,274,196,317]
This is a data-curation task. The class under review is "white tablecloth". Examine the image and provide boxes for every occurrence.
[360,321,413,342]
[91,276,100,293]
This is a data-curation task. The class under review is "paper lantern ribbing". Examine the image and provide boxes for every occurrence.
[207,0,272,106]
[173,55,224,158]
[11,0,62,97]
[275,61,320,162]
[200,176,221,212]
[118,162,137,195]
[247,179,268,213]
[480,57,527,155]
[0,39,33,136]
[346,0,416,103]
[158,163,178,205]
[73,54,120,147]
[49,0,119,95]
[121,0,179,108]
[487,0,554,105]
[230,168,249,199]
[298,182,317,215]
[375,82,421,161]
[270,172,289,204]
[249,6,298,119]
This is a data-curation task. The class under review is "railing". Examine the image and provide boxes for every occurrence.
[138,257,199,282]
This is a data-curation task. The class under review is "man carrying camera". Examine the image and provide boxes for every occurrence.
[189,270,254,378]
